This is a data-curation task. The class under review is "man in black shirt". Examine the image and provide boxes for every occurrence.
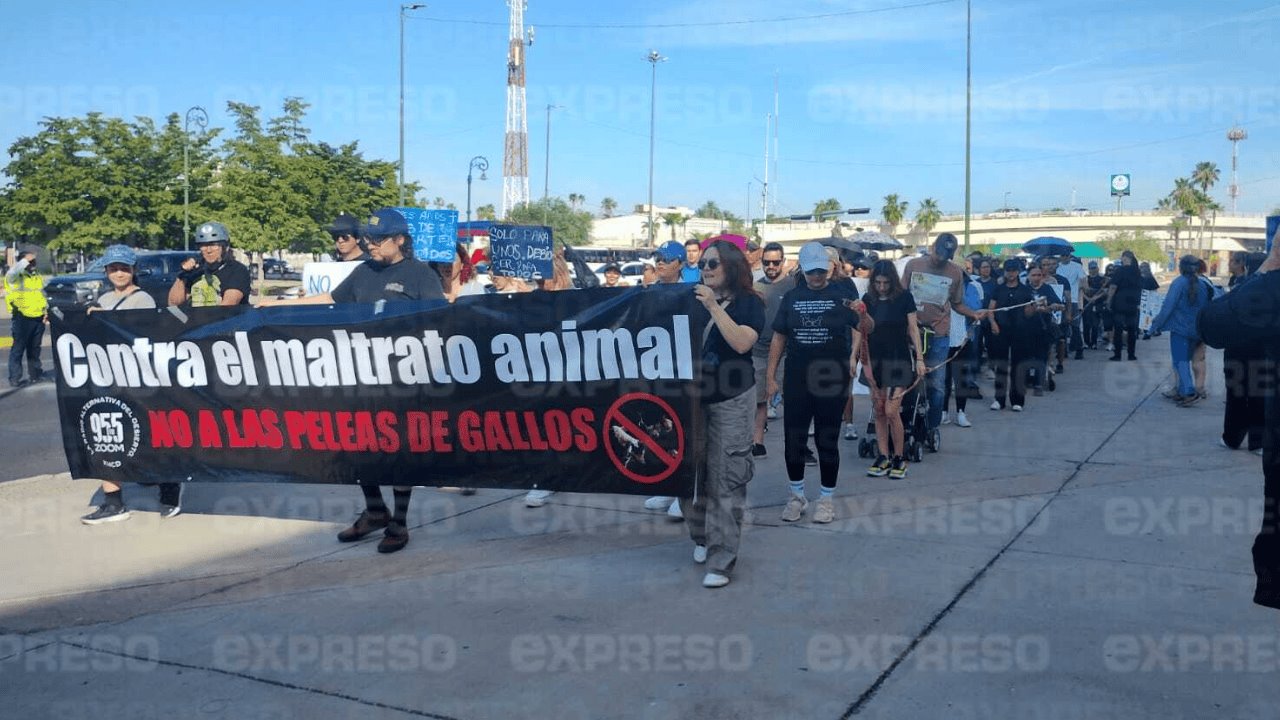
[169,221,252,307]
[1200,242,1280,609]
[261,208,445,553]
[1039,256,1072,374]
[987,258,1036,411]
[1081,261,1106,349]
[329,212,371,262]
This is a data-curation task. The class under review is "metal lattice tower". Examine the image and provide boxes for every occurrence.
[502,0,531,218]
[1227,126,1247,214]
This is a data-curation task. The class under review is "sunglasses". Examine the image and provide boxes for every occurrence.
[762,259,783,267]
[363,235,394,246]
[804,268,829,276]
[332,233,355,242]
[105,263,133,273]
[697,259,721,271]
[655,255,681,263]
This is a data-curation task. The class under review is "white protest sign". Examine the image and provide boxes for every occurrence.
[301,261,362,297]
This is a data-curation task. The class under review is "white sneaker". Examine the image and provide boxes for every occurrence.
[667,498,684,520]
[1217,438,1231,449]
[766,406,778,419]
[955,411,971,428]
[644,496,674,511]
[940,412,951,425]
[1011,405,1023,412]
[524,489,554,507]
[843,423,858,440]
[702,572,730,588]
[990,400,1001,411]
[781,495,808,522]
[693,545,707,564]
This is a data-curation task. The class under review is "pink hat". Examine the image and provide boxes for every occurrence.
[701,234,748,251]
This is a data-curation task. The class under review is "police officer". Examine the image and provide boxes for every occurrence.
[5,249,47,387]
[168,222,252,307]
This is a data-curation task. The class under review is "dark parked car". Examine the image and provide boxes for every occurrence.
[44,250,198,310]
[249,258,298,280]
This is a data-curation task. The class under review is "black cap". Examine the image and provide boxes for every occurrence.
[602,263,621,273]
[1002,258,1023,272]
[327,213,360,235]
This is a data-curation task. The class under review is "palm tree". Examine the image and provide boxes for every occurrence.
[661,212,688,242]
[476,204,497,221]
[914,198,942,237]
[600,197,617,218]
[1192,161,1220,194]
[882,193,908,231]
[813,198,842,218]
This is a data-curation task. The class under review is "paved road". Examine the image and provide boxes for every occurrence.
[0,344,64,482]
[1,339,1275,719]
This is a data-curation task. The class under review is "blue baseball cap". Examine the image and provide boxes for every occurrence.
[100,244,137,267]
[799,242,830,273]
[362,208,410,238]
[654,241,686,263]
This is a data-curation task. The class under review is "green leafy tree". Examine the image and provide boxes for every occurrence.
[208,100,315,291]
[881,193,908,228]
[599,197,617,218]
[695,200,724,219]
[1097,230,1166,263]
[0,112,218,260]
[914,198,942,237]
[506,197,593,246]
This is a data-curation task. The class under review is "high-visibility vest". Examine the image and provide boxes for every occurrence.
[4,271,47,318]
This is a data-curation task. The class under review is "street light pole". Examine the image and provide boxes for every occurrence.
[466,155,488,224]
[962,0,971,251]
[183,106,208,252]
[646,50,666,248]
[544,104,561,202]
[399,3,425,207]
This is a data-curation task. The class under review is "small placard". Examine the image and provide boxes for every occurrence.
[488,224,554,280]
[396,207,458,263]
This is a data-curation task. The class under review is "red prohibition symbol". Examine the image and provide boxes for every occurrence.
[602,392,685,485]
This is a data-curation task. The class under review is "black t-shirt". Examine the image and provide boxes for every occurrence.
[1109,264,1143,313]
[330,258,445,304]
[990,282,1035,333]
[773,282,861,370]
[701,293,767,404]
[862,290,917,364]
[185,259,251,307]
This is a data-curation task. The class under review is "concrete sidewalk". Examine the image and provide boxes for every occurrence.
[1,341,1275,720]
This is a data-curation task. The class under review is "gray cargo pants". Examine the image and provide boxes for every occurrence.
[682,389,755,576]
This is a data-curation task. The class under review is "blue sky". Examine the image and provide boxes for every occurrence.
[2,0,1279,219]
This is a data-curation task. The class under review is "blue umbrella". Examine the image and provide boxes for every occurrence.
[1022,236,1074,256]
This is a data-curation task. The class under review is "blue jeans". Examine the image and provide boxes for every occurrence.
[923,332,950,430]
[1170,333,1197,397]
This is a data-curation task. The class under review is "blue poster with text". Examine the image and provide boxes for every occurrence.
[488,224,554,280]
[396,207,458,263]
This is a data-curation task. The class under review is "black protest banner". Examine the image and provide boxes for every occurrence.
[52,285,705,497]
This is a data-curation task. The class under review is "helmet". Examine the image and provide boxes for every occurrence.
[194,222,231,245]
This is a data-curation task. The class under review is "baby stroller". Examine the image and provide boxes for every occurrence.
[857,383,932,462]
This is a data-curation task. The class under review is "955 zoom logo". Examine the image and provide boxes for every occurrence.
[78,397,141,468]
